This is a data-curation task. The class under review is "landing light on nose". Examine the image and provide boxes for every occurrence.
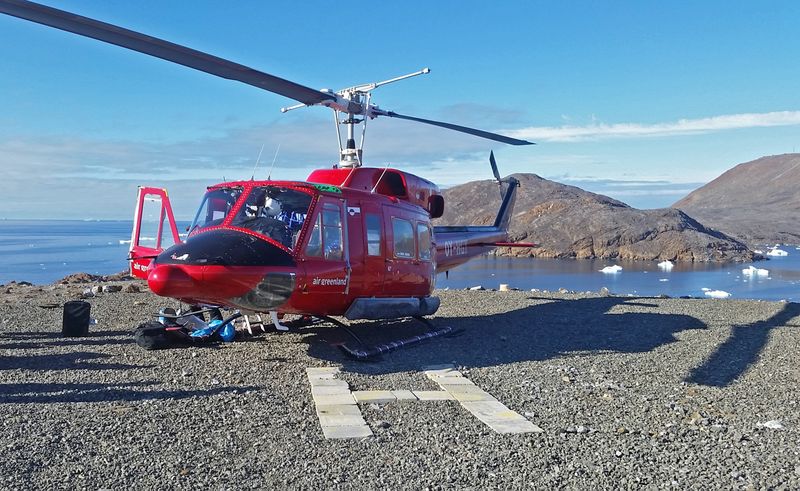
[148,264,196,297]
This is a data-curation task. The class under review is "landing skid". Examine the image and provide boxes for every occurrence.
[147,305,454,358]
[324,315,455,360]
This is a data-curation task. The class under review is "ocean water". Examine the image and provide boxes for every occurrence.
[0,220,136,284]
[436,254,800,302]
[2,220,799,301]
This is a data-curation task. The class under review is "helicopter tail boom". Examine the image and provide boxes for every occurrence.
[432,151,535,272]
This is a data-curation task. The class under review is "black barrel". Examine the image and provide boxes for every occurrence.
[62,300,91,337]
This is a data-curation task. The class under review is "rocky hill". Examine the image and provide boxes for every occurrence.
[436,174,756,262]
[673,153,800,244]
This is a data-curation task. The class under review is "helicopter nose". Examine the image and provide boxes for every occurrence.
[147,264,197,298]
[146,229,298,303]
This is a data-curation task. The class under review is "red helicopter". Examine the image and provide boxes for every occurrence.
[2,0,537,356]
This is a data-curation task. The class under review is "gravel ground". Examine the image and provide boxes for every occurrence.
[1,279,799,489]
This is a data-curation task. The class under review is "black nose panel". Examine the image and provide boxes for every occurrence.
[230,272,295,311]
[154,230,295,267]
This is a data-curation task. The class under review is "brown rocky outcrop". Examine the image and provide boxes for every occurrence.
[674,153,800,245]
[436,173,756,262]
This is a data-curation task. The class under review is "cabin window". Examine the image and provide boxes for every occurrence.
[189,187,243,235]
[365,213,382,256]
[392,218,415,259]
[305,215,322,256]
[417,222,432,261]
[231,185,312,248]
[306,203,343,260]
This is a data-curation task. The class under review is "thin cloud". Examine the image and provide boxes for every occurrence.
[550,176,706,209]
[507,110,800,142]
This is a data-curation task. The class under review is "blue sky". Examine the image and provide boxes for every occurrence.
[1,1,799,219]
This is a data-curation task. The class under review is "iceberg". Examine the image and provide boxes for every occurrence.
[657,260,674,271]
[767,248,788,256]
[742,265,769,277]
[704,290,731,299]
[599,265,623,274]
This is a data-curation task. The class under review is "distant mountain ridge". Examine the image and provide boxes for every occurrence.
[673,153,800,244]
[436,173,756,262]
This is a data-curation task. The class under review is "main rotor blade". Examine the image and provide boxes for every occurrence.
[0,0,335,106]
[385,111,534,146]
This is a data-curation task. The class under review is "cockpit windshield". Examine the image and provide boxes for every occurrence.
[231,186,313,249]
[189,187,243,235]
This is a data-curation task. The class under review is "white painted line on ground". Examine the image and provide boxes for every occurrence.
[391,390,418,401]
[308,378,350,388]
[321,425,374,439]
[311,385,351,396]
[312,393,357,406]
[352,390,397,404]
[307,364,543,439]
[424,364,543,434]
[306,367,373,440]
[307,367,341,375]
[412,390,456,401]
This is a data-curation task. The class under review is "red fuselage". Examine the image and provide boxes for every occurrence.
[130,167,510,316]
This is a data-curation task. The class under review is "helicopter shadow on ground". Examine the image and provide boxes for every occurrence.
[0,329,136,351]
[0,332,258,403]
[0,329,133,340]
[0,380,258,404]
[304,296,709,377]
[686,301,800,387]
[0,351,146,372]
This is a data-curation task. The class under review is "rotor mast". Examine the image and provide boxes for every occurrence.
[282,68,431,168]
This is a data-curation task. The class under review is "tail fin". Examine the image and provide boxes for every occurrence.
[490,151,519,231]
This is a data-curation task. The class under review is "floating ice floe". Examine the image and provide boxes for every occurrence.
[599,265,623,274]
[657,260,674,271]
[767,248,788,256]
[659,278,669,282]
[742,265,769,277]
[704,290,731,299]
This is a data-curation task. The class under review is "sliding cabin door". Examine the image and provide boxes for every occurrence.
[382,205,434,297]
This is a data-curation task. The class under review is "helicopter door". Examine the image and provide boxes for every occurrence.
[129,186,180,280]
[383,207,430,296]
[298,198,349,314]
[359,204,386,295]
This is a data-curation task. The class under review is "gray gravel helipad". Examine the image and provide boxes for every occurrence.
[1,281,799,489]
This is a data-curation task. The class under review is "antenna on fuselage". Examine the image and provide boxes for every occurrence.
[267,143,281,181]
[251,143,265,180]
[370,162,392,193]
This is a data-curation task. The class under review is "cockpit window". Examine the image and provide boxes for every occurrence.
[231,186,313,249]
[189,187,242,235]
